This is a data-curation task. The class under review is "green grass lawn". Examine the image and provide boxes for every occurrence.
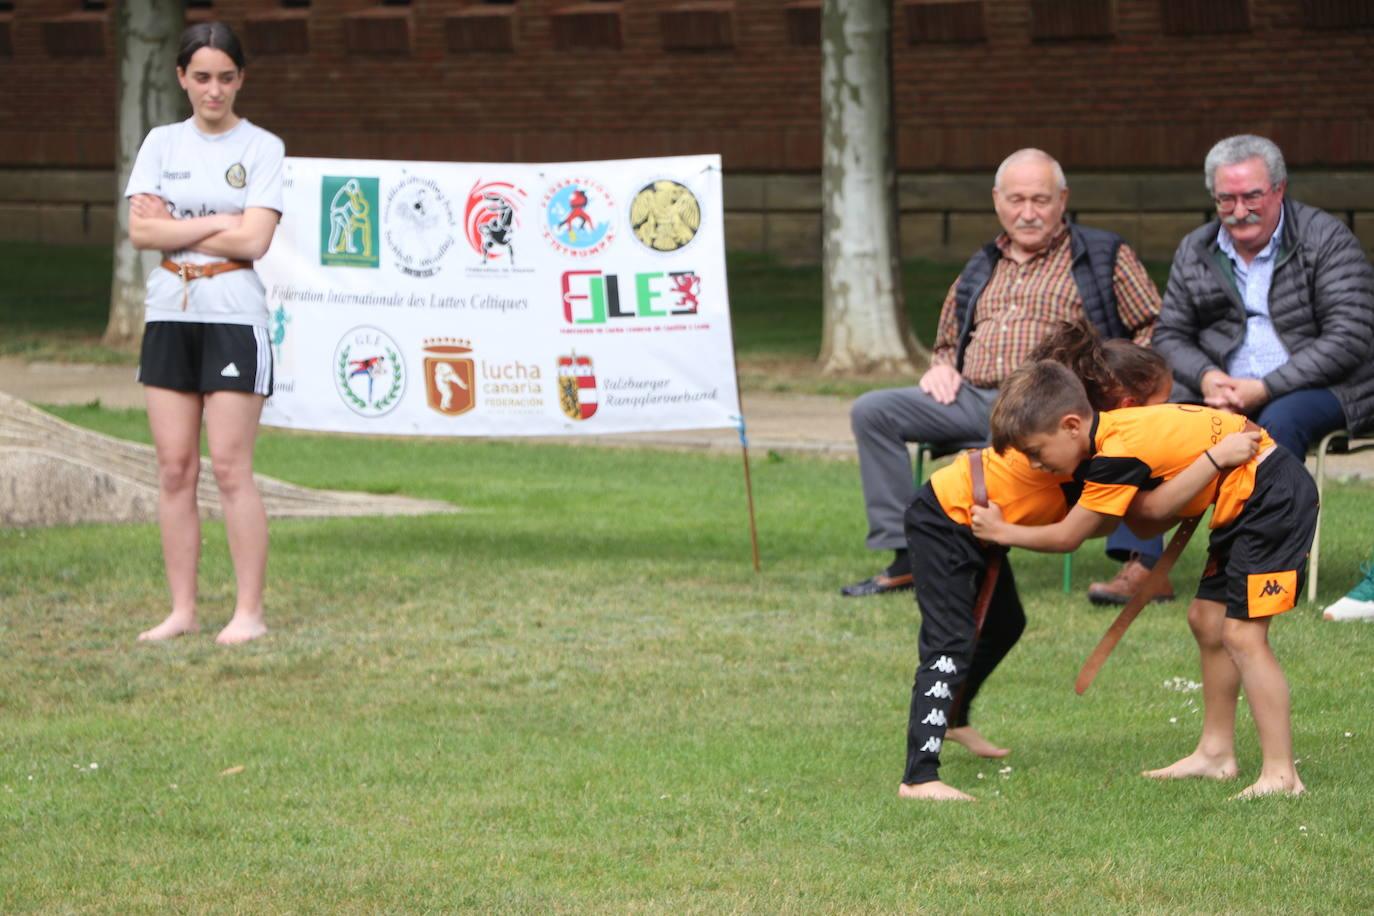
[3,405,1373,912]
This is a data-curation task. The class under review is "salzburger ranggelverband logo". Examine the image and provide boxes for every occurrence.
[542,178,615,258]
[464,180,526,265]
[334,326,405,417]
[629,179,702,252]
[423,337,476,417]
[321,176,380,268]
[385,175,457,278]
[557,352,598,421]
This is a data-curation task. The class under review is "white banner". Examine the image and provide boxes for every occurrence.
[258,155,740,437]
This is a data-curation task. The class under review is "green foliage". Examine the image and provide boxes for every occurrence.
[3,406,1373,912]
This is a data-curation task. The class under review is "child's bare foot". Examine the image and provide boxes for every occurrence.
[215,613,267,645]
[137,612,200,642]
[1232,771,1305,800]
[946,725,1011,758]
[1142,751,1239,781]
[898,780,976,802]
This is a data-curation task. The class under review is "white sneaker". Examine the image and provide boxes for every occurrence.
[1323,564,1374,621]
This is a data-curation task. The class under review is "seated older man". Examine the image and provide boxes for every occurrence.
[842,148,1162,599]
[1154,134,1374,622]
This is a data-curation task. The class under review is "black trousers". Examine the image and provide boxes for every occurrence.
[902,486,1026,786]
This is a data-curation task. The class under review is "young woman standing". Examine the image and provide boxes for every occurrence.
[127,22,284,645]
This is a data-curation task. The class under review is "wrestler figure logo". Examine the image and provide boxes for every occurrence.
[629,179,702,252]
[423,338,476,417]
[464,180,526,265]
[321,176,380,268]
[334,326,405,417]
[557,353,598,421]
[385,175,457,278]
[542,178,615,258]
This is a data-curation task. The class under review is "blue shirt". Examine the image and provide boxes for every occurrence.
[1219,208,1288,379]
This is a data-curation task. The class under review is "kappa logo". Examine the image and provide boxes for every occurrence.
[919,737,942,753]
[920,709,948,727]
[557,352,598,421]
[423,338,476,417]
[932,655,957,675]
[464,180,526,265]
[924,681,953,700]
[321,176,380,268]
[629,179,702,252]
[1259,579,1289,597]
[334,326,405,417]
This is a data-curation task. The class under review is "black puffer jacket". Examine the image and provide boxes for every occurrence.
[1154,198,1374,435]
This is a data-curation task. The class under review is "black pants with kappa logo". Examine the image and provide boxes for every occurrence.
[902,485,1025,786]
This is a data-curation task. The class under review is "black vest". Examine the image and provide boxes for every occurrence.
[951,223,1128,372]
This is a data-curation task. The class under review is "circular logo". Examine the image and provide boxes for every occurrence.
[334,325,406,417]
[225,163,247,189]
[542,178,615,258]
[629,180,702,252]
[464,180,526,265]
[385,176,457,278]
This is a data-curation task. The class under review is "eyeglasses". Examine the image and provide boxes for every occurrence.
[1213,187,1271,213]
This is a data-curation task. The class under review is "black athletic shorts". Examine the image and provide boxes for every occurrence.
[1197,446,1318,620]
[138,321,273,397]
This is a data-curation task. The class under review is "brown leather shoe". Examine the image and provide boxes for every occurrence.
[840,572,914,597]
[1087,558,1175,606]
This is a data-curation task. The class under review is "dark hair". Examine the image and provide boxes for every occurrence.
[990,360,1092,454]
[1028,319,1169,411]
[177,21,245,71]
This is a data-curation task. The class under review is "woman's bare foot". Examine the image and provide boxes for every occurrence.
[216,612,267,645]
[138,612,200,642]
[945,725,1011,758]
[1233,771,1305,800]
[1142,751,1239,781]
[898,780,976,802]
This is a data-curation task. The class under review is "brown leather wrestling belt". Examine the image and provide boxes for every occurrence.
[161,258,253,309]
[968,447,1003,639]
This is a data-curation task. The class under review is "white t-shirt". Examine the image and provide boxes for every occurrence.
[125,117,285,327]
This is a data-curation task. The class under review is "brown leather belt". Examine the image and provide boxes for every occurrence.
[161,258,253,309]
[968,447,1003,639]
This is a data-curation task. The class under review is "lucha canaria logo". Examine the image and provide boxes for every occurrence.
[225,163,247,189]
[629,179,701,252]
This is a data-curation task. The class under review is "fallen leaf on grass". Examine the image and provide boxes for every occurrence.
[220,765,246,777]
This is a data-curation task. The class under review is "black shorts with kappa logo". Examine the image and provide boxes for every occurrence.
[138,321,273,397]
[1197,446,1318,620]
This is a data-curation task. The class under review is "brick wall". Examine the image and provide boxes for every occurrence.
[1,0,1372,172]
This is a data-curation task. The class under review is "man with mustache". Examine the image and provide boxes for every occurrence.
[844,148,1163,604]
[1153,134,1374,621]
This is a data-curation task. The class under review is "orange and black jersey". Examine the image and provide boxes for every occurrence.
[1075,405,1276,529]
[931,447,1081,529]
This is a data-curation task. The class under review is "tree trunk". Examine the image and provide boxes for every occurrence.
[104,0,185,350]
[818,0,926,375]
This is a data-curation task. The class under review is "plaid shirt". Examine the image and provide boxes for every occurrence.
[931,227,1161,388]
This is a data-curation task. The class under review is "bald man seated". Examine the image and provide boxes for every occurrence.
[842,148,1165,601]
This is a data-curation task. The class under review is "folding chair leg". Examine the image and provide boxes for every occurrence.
[1309,431,1343,604]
